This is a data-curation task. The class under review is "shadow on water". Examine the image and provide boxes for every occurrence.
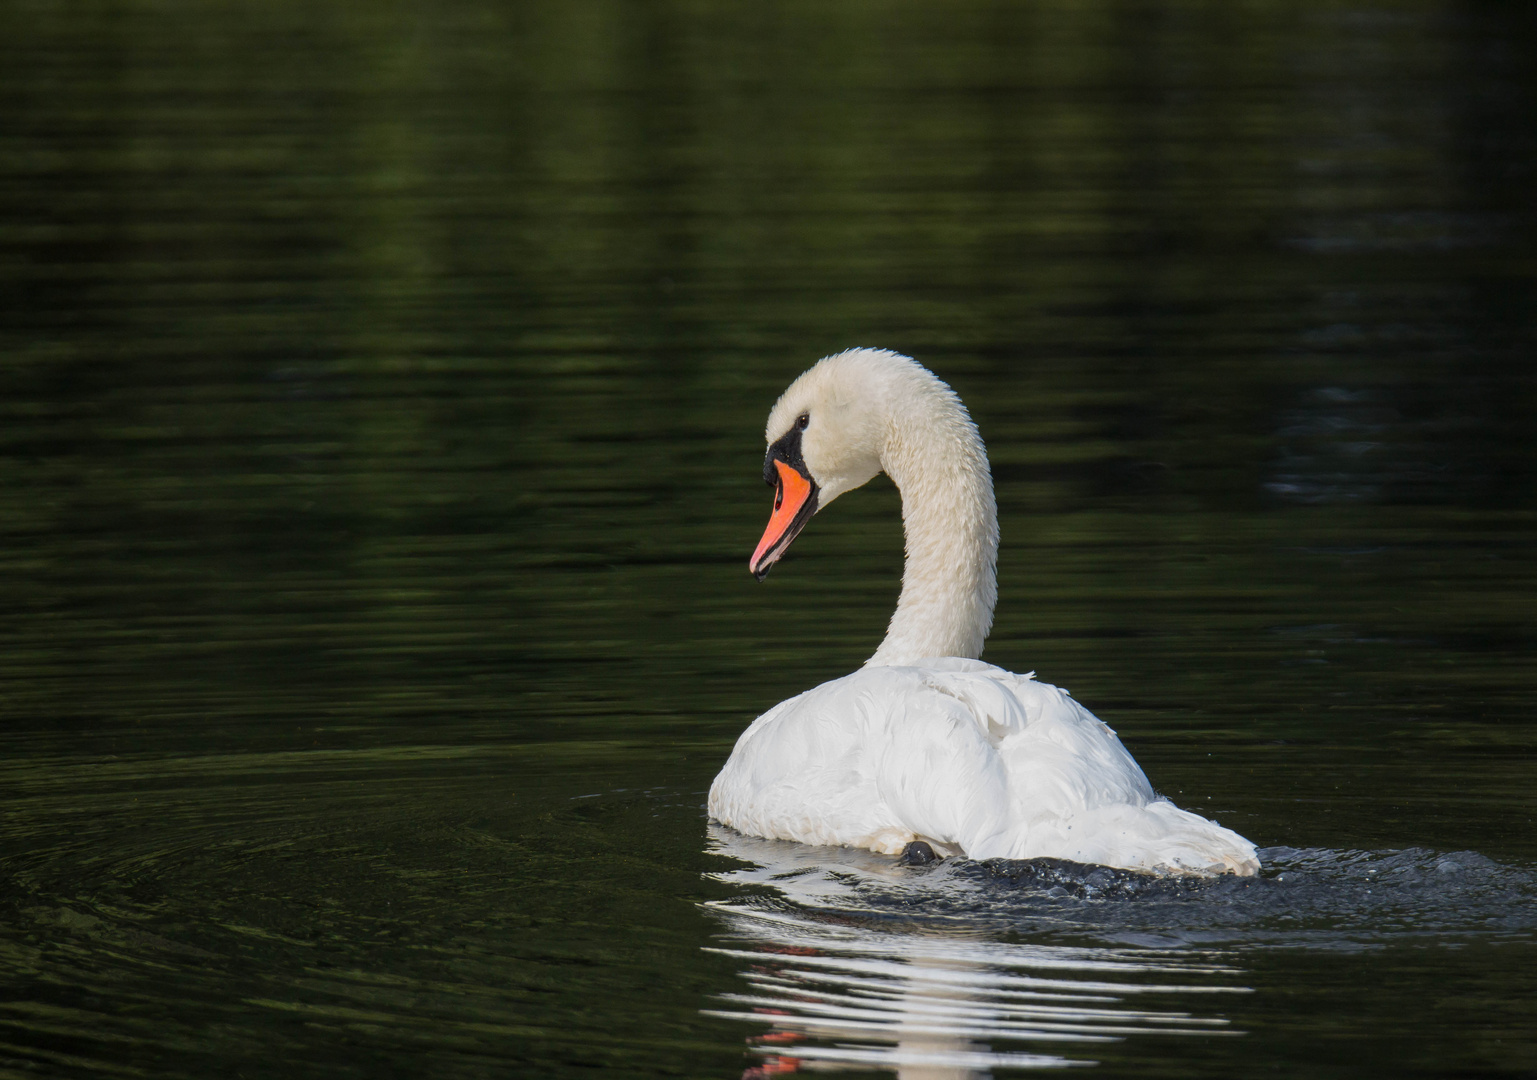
[702,826,1537,1075]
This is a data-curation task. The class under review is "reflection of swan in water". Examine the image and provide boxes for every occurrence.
[710,350,1258,876]
[703,827,1250,1078]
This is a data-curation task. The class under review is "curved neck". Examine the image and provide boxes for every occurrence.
[865,387,998,667]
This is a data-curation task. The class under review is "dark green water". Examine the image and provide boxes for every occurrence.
[2,1,1535,1077]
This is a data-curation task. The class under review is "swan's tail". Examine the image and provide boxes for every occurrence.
[968,799,1260,877]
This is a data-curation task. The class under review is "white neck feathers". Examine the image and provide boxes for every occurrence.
[860,358,998,667]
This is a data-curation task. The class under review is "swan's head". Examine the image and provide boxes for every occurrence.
[749,349,908,580]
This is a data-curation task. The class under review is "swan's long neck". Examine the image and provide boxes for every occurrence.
[865,380,998,667]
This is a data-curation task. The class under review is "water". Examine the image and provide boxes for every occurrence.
[705,835,1537,1076]
[2,1,1535,1076]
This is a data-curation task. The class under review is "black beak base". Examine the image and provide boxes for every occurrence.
[750,425,819,581]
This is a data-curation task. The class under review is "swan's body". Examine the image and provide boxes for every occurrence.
[709,349,1258,876]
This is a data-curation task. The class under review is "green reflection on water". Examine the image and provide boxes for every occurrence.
[1,0,1535,1076]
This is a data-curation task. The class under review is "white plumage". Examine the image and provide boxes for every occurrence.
[710,349,1258,876]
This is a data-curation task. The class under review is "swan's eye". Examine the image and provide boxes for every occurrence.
[796,414,809,430]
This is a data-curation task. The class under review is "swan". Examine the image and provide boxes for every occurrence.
[708,348,1259,877]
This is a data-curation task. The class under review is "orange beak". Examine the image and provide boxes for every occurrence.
[750,458,818,580]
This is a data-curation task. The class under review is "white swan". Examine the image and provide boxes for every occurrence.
[708,349,1259,877]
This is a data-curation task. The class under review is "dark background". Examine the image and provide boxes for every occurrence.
[1,2,1534,1077]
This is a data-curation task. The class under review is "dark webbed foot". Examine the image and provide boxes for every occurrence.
[900,840,939,865]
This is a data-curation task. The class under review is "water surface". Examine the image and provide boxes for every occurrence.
[2,1,1535,1077]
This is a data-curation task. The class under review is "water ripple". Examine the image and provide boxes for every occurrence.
[702,826,1537,1075]
[703,903,1247,1076]
[703,830,1260,1075]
